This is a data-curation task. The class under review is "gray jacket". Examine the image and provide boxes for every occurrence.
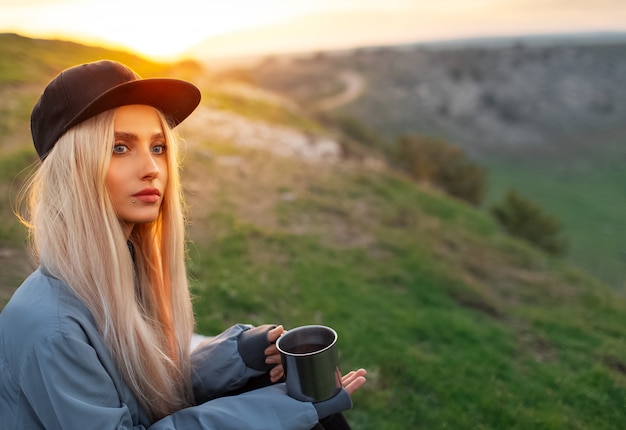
[0,269,320,429]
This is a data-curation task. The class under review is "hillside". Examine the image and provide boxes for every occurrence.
[247,36,626,153]
[243,37,626,287]
[1,34,626,429]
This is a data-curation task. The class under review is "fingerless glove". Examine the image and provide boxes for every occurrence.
[237,324,276,371]
[312,389,352,420]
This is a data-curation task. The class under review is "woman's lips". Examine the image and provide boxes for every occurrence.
[133,188,161,203]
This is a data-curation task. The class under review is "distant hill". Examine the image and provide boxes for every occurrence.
[242,35,626,287]
[247,34,626,156]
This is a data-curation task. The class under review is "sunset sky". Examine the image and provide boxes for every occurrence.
[1,0,625,60]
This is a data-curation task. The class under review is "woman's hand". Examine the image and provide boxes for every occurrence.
[265,325,286,383]
[342,368,367,395]
[311,368,368,420]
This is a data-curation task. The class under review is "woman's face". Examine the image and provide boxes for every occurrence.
[106,104,169,237]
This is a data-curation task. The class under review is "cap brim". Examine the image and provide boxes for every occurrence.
[67,78,201,130]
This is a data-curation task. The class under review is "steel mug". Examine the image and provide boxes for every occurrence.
[276,325,342,402]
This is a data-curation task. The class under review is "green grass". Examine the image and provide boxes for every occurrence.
[182,146,626,429]
[0,146,37,308]
[187,212,626,429]
[484,138,626,289]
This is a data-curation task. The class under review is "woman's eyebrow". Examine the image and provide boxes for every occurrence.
[114,131,137,141]
[114,131,165,140]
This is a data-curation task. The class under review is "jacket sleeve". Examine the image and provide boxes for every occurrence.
[150,384,318,430]
[19,330,319,430]
[190,324,274,403]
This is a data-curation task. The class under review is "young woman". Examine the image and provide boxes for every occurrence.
[0,60,366,429]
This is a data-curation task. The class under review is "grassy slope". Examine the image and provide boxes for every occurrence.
[181,143,626,429]
[483,130,626,289]
[1,35,626,428]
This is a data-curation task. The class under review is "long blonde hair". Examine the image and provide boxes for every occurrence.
[21,108,195,421]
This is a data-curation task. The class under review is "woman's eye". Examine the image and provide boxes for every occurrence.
[152,144,167,155]
[113,144,128,154]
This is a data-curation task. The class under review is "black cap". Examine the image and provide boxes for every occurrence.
[31,60,201,160]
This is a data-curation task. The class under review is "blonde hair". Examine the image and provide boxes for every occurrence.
[21,108,195,421]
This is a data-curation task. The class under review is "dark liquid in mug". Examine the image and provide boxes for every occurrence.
[288,343,327,354]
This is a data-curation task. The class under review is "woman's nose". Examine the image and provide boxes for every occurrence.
[140,150,159,179]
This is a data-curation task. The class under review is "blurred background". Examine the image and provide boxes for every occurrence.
[1,1,626,428]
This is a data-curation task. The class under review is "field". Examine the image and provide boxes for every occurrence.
[183,145,626,429]
[484,135,626,288]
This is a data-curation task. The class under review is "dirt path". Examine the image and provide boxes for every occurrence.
[314,70,365,111]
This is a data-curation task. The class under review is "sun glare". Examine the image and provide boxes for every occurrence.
[0,0,304,60]
[68,1,278,60]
